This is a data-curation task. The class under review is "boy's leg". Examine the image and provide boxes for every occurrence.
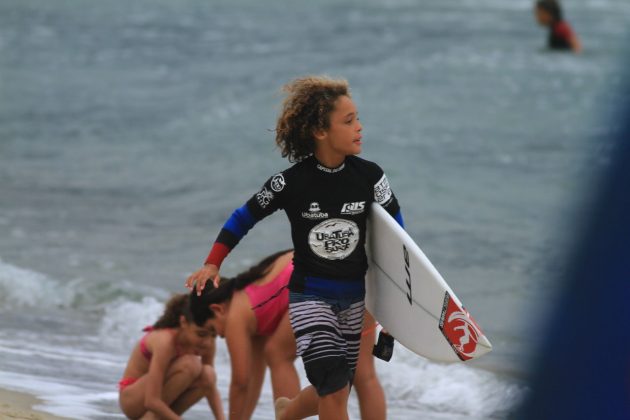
[354,311,386,420]
[319,385,350,420]
[284,293,364,419]
[275,385,319,420]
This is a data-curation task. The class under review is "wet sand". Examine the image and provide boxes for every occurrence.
[0,387,70,420]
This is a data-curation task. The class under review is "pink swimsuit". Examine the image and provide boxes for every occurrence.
[244,261,292,336]
[118,327,179,391]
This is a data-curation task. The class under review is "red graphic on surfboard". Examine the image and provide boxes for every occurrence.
[439,292,485,361]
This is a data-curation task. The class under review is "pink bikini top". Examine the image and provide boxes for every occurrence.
[244,261,293,336]
[139,326,181,360]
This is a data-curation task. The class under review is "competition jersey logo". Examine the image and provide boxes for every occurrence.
[341,201,365,215]
[439,292,484,361]
[256,187,273,208]
[270,174,286,192]
[308,218,359,260]
[302,202,328,219]
[374,174,393,205]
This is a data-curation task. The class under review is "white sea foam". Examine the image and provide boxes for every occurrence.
[0,259,75,308]
[0,371,113,419]
[374,345,526,418]
[98,296,168,351]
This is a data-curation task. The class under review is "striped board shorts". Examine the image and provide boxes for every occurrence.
[289,291,365,396]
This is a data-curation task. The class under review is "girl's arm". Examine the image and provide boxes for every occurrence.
[144,334,181,420]
[226,323,253,420]
[207,381,225,420]
[242,337,266,419]
[224,295,260,420]
[201,339,225,420]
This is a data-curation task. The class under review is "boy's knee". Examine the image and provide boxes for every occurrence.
[354,363,376,384]
[354,373,378,395]
[320,386,349,405]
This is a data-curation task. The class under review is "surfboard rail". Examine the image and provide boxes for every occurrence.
[366,203,492,362]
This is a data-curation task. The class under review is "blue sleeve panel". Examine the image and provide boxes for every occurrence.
[394,210,405,228]
[220,204,257,244]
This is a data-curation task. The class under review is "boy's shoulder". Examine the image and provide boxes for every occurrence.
[276,155,385,178]
[280,156,312,177]
[347,155,384,174]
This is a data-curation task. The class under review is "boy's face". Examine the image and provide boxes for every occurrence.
[316,95,363,158]
[535,7,552,26]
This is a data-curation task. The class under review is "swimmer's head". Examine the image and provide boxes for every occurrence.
[535,0,563,26]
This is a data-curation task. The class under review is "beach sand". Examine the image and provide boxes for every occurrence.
[0,387,70,420]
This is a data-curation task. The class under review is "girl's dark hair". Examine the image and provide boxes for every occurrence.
[275,76,350,162]
[190,249,293,324]
[152,293,205,329]
[536,0,563,21]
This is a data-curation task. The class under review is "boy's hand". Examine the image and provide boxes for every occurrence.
[185,264,220,296]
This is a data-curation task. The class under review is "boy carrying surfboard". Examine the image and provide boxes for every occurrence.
[186,76,404,420]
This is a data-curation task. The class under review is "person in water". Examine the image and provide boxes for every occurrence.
[118,293,224,420]
[534,0,581,53]
[189,249,389,420]
[186,75,403,420]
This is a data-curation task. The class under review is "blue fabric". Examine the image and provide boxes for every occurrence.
[393,210,404,228]
[302,276,365,299]
[516,61,630,420]
[222,204,256,239]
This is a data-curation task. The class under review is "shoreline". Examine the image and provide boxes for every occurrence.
[0,387,71,420]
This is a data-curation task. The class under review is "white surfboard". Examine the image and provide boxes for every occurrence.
[366,203,492,362]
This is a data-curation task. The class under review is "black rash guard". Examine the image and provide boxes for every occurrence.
[205,155,403,291]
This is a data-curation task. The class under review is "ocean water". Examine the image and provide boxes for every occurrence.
[0,0,627,418]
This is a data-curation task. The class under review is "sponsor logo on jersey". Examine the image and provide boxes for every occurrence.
[270,174,286,192]
[374,174,393,205]
[316,163,345,173]
[308,218,359,260]
[302,202,328,219]
[439,292,484,361]
[340,201,366,215]
[256,187,273,208]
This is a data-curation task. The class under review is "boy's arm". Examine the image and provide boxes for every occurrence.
[373,171,404,228]
[187,173,287,293]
